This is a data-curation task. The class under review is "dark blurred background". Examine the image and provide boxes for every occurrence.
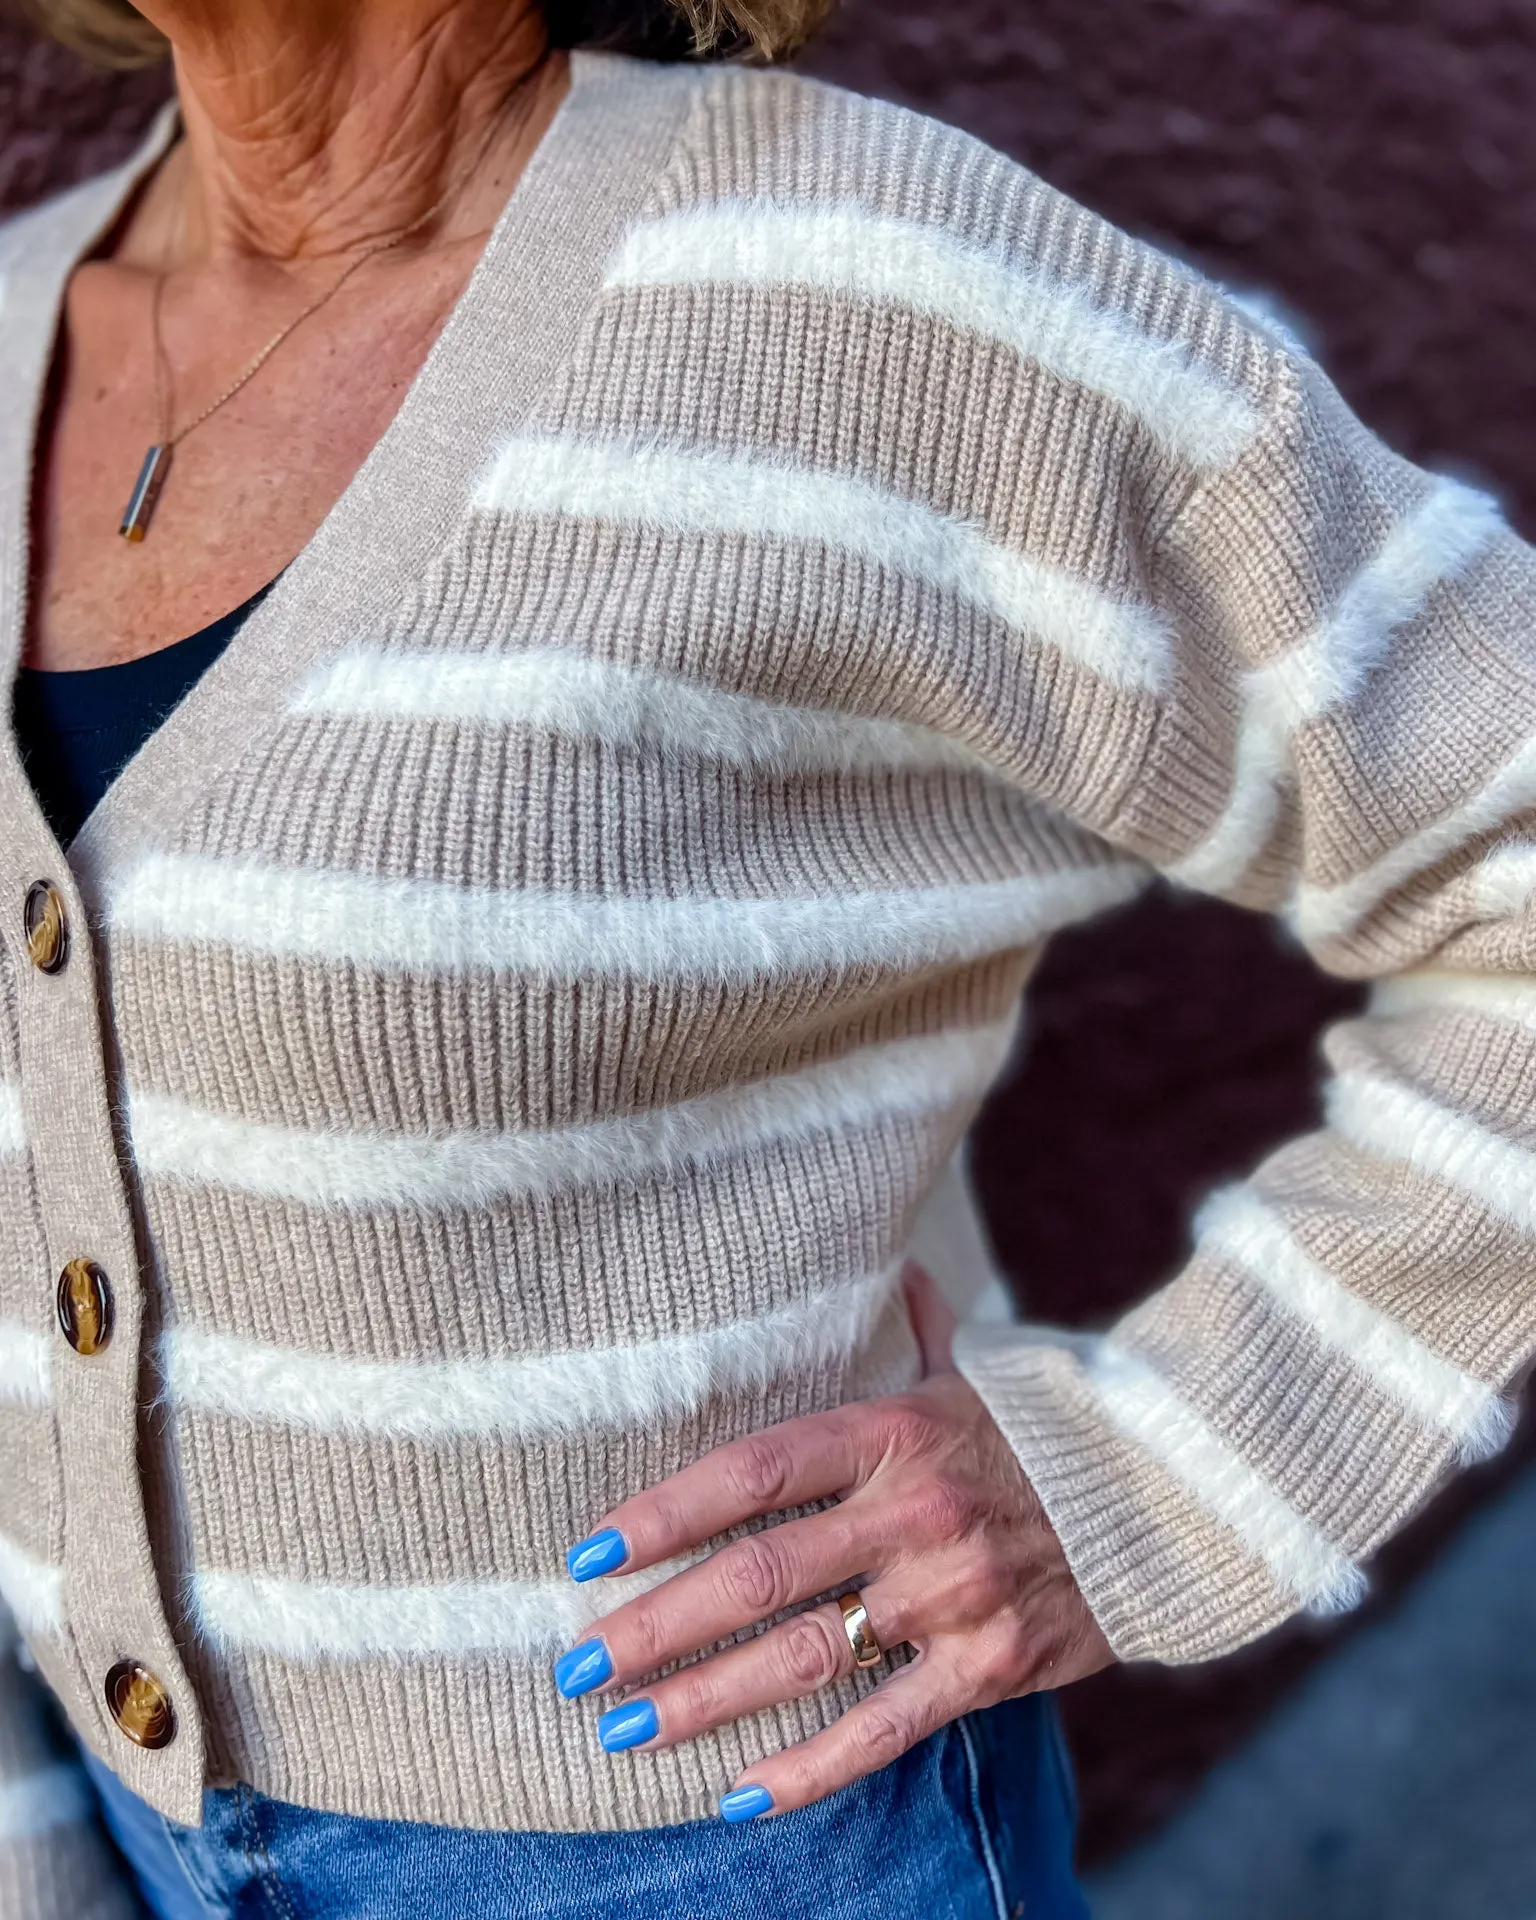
[3,0,1533,1885]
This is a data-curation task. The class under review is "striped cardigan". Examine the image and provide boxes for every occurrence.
[3,46,1535,1899]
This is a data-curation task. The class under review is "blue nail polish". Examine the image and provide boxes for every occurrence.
[718,1785,774,1824]
[567,1529,629,1583]
[553,1639,612,1699]
[597,1698,658,1753]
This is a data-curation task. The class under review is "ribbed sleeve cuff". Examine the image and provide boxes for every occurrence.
[952,1324,1337,1664]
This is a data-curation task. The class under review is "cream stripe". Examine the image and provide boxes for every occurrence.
[162,1264,900,1444]
[0,1323,51,1410]
[1329,1070,1536,1238]
[0,1764,95,1846]
[1293,734,1536,944]
[1471,841,1536,920]
[1197,1188,1511,1462]
[0,1534,62,1641]
[476,434,1174,695]
[293,645,994,777]
[1370,971,1536,1033]
[109,852,1144,983]
[1252,479,1502,722]
[191,1555,693,1664]
[1082,1340,1365,1613]
[1173,478,1504,895]
[128,1017,1016,1211]
[605,203,1262,473]
[0,1083,25,1159]
[1166,695,1293,895]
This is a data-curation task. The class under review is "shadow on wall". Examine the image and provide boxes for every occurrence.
[3,0,1534,1869]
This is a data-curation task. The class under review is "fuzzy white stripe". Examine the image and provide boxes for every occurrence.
[293,646,994,778]
[128,1017,1015,1211]
[0,1083,25,1160]
[1471,842,1536,920]
[1197,1187,1511,1462]
[1370,971,1536,1034]
[1081,1340,1365,1613]
[0,1764,94,1846]
[162,1265,900,1443]
[1328,1070,1536,1239]
[0,1324,51,1410]
[190,1556,693,1664]
[1254,479,1503,722]
[0,1534,62,1641]
[605,203,1262,474]
[109,851,1144,984]
[476,435,1174,695]
[1293,733,1536,944]
[1173,478,1504,895]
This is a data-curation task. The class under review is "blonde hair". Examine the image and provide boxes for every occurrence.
[21,0,833,67]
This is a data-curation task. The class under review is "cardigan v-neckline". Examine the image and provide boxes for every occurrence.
[0,54,696,910]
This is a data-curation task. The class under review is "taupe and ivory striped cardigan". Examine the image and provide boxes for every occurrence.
[3,46,1535,1906]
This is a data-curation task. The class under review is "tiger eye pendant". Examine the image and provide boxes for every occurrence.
[119,444,171,542]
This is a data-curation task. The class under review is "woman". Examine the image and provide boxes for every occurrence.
[0,0,1532,1912]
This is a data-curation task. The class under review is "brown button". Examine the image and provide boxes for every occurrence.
[105,1661,176,1749]
[23,880,68,974]
[56,1259,113,1356]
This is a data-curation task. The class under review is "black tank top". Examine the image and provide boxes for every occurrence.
[13,583,273,848]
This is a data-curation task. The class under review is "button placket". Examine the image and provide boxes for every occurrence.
[0,109,206,1821]
[8,859,205,1818]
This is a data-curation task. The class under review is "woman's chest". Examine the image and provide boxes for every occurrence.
[100,655,1040,1143]
[82,629,1038,1363]
[26,255,466,670]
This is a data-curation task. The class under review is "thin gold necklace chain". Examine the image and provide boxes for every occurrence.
[150,75,539,451]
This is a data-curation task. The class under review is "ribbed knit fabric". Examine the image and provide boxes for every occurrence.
[1,46,1534,1909]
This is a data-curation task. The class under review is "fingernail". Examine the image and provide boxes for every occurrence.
[553,1640,612,1699]
[567,1529,628,1583]
[597,1698,658,1753]
[718,1785,774,1824]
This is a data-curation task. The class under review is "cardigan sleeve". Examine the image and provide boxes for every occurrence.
[0,1614,146,1920]
[954,340,1536,1663]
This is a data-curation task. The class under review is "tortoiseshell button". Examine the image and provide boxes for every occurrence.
[23,881,67,974]
[56,1259,113,1356]
[105,1661,176,1750]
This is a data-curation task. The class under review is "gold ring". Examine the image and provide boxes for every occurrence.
[837,1590,884,1670]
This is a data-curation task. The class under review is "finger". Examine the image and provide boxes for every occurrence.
[567,1404,888,1582]
[591,1581,920,1754]
[720,1650,969,1821]
[563,1505,883,1696]
[901,1261,958,1377]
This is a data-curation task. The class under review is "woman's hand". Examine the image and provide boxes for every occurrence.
[551,1264,1115,1819]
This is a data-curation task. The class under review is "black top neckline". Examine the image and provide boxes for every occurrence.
[13,581,276,847]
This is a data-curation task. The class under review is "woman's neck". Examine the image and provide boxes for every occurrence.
[125,0,561,270]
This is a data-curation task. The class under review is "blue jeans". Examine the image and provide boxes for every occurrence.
[83,1695,1087,1919]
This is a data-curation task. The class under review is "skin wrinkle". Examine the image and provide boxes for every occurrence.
[28,0,570,667]
[132,0,553,264]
